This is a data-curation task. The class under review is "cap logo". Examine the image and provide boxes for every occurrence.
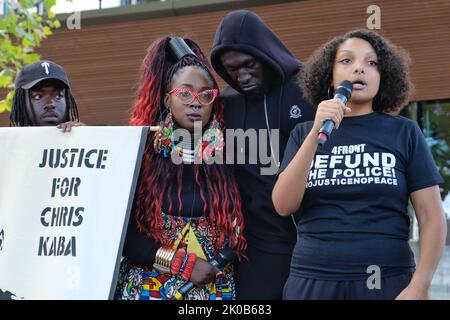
[41,62,50,75]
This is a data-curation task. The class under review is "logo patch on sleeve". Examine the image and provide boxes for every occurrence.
[289,105,302,118]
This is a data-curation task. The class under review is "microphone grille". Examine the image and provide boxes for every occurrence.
[336,80,353,100]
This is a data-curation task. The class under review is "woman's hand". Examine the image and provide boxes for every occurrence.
[189,258,220,287]
[312,98,351,133]
[57,121,85,133]
[397,186,447,300]
[395,284,429,300]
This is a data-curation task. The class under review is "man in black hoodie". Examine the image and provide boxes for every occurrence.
[211,10,315,299]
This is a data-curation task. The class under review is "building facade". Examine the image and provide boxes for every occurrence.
[2,0,448,208]
[0,0,449,298]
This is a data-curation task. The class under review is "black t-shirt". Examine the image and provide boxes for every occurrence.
[279,112,443,280]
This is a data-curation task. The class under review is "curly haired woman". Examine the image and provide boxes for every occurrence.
[273,29,446,300]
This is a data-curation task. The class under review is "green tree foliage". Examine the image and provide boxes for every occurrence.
[0,0,60,112]
[422,104,450,201]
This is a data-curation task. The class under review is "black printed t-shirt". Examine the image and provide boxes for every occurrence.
[279,112,443,280]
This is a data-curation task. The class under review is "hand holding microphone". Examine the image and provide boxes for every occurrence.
[173,247,234,300]
[316,80,353,146]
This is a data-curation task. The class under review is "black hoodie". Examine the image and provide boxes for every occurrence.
[211,10,315,254]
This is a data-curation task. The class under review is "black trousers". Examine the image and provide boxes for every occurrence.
[234,243,293,300]
[283,272,413,300]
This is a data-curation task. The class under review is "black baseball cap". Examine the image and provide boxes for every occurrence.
[14,60,70,90]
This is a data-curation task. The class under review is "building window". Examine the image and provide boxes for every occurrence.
[402,100,450,240]
[402,100,450,208]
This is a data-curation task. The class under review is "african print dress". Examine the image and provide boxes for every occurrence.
[114,213,235,300]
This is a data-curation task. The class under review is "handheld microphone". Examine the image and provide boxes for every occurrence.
[317,80,353,146]
[173,247,235,300]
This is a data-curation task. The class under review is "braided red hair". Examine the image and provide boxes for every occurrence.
[130,37,246,259]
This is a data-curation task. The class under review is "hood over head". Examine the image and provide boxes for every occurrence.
[211,10,300,92]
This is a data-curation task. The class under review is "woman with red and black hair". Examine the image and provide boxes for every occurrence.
[115,37,246,300]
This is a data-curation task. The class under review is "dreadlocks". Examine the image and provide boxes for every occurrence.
[9,87,80,127]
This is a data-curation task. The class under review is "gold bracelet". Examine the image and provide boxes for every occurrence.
[163,248,176,268]
[161,248,170,267]
[155,249,170,273]
[155,247,163,265]
[153,247,177,274]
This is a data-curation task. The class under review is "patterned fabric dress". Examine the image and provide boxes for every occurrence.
[114,213,235,300]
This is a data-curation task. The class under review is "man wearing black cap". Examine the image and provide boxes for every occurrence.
[10,60,83,132]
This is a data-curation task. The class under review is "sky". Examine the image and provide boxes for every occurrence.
[52,0,122,14]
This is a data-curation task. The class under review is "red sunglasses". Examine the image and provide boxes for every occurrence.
[168,87,218,105]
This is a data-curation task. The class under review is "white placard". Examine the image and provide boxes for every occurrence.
[0,126,148,300]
